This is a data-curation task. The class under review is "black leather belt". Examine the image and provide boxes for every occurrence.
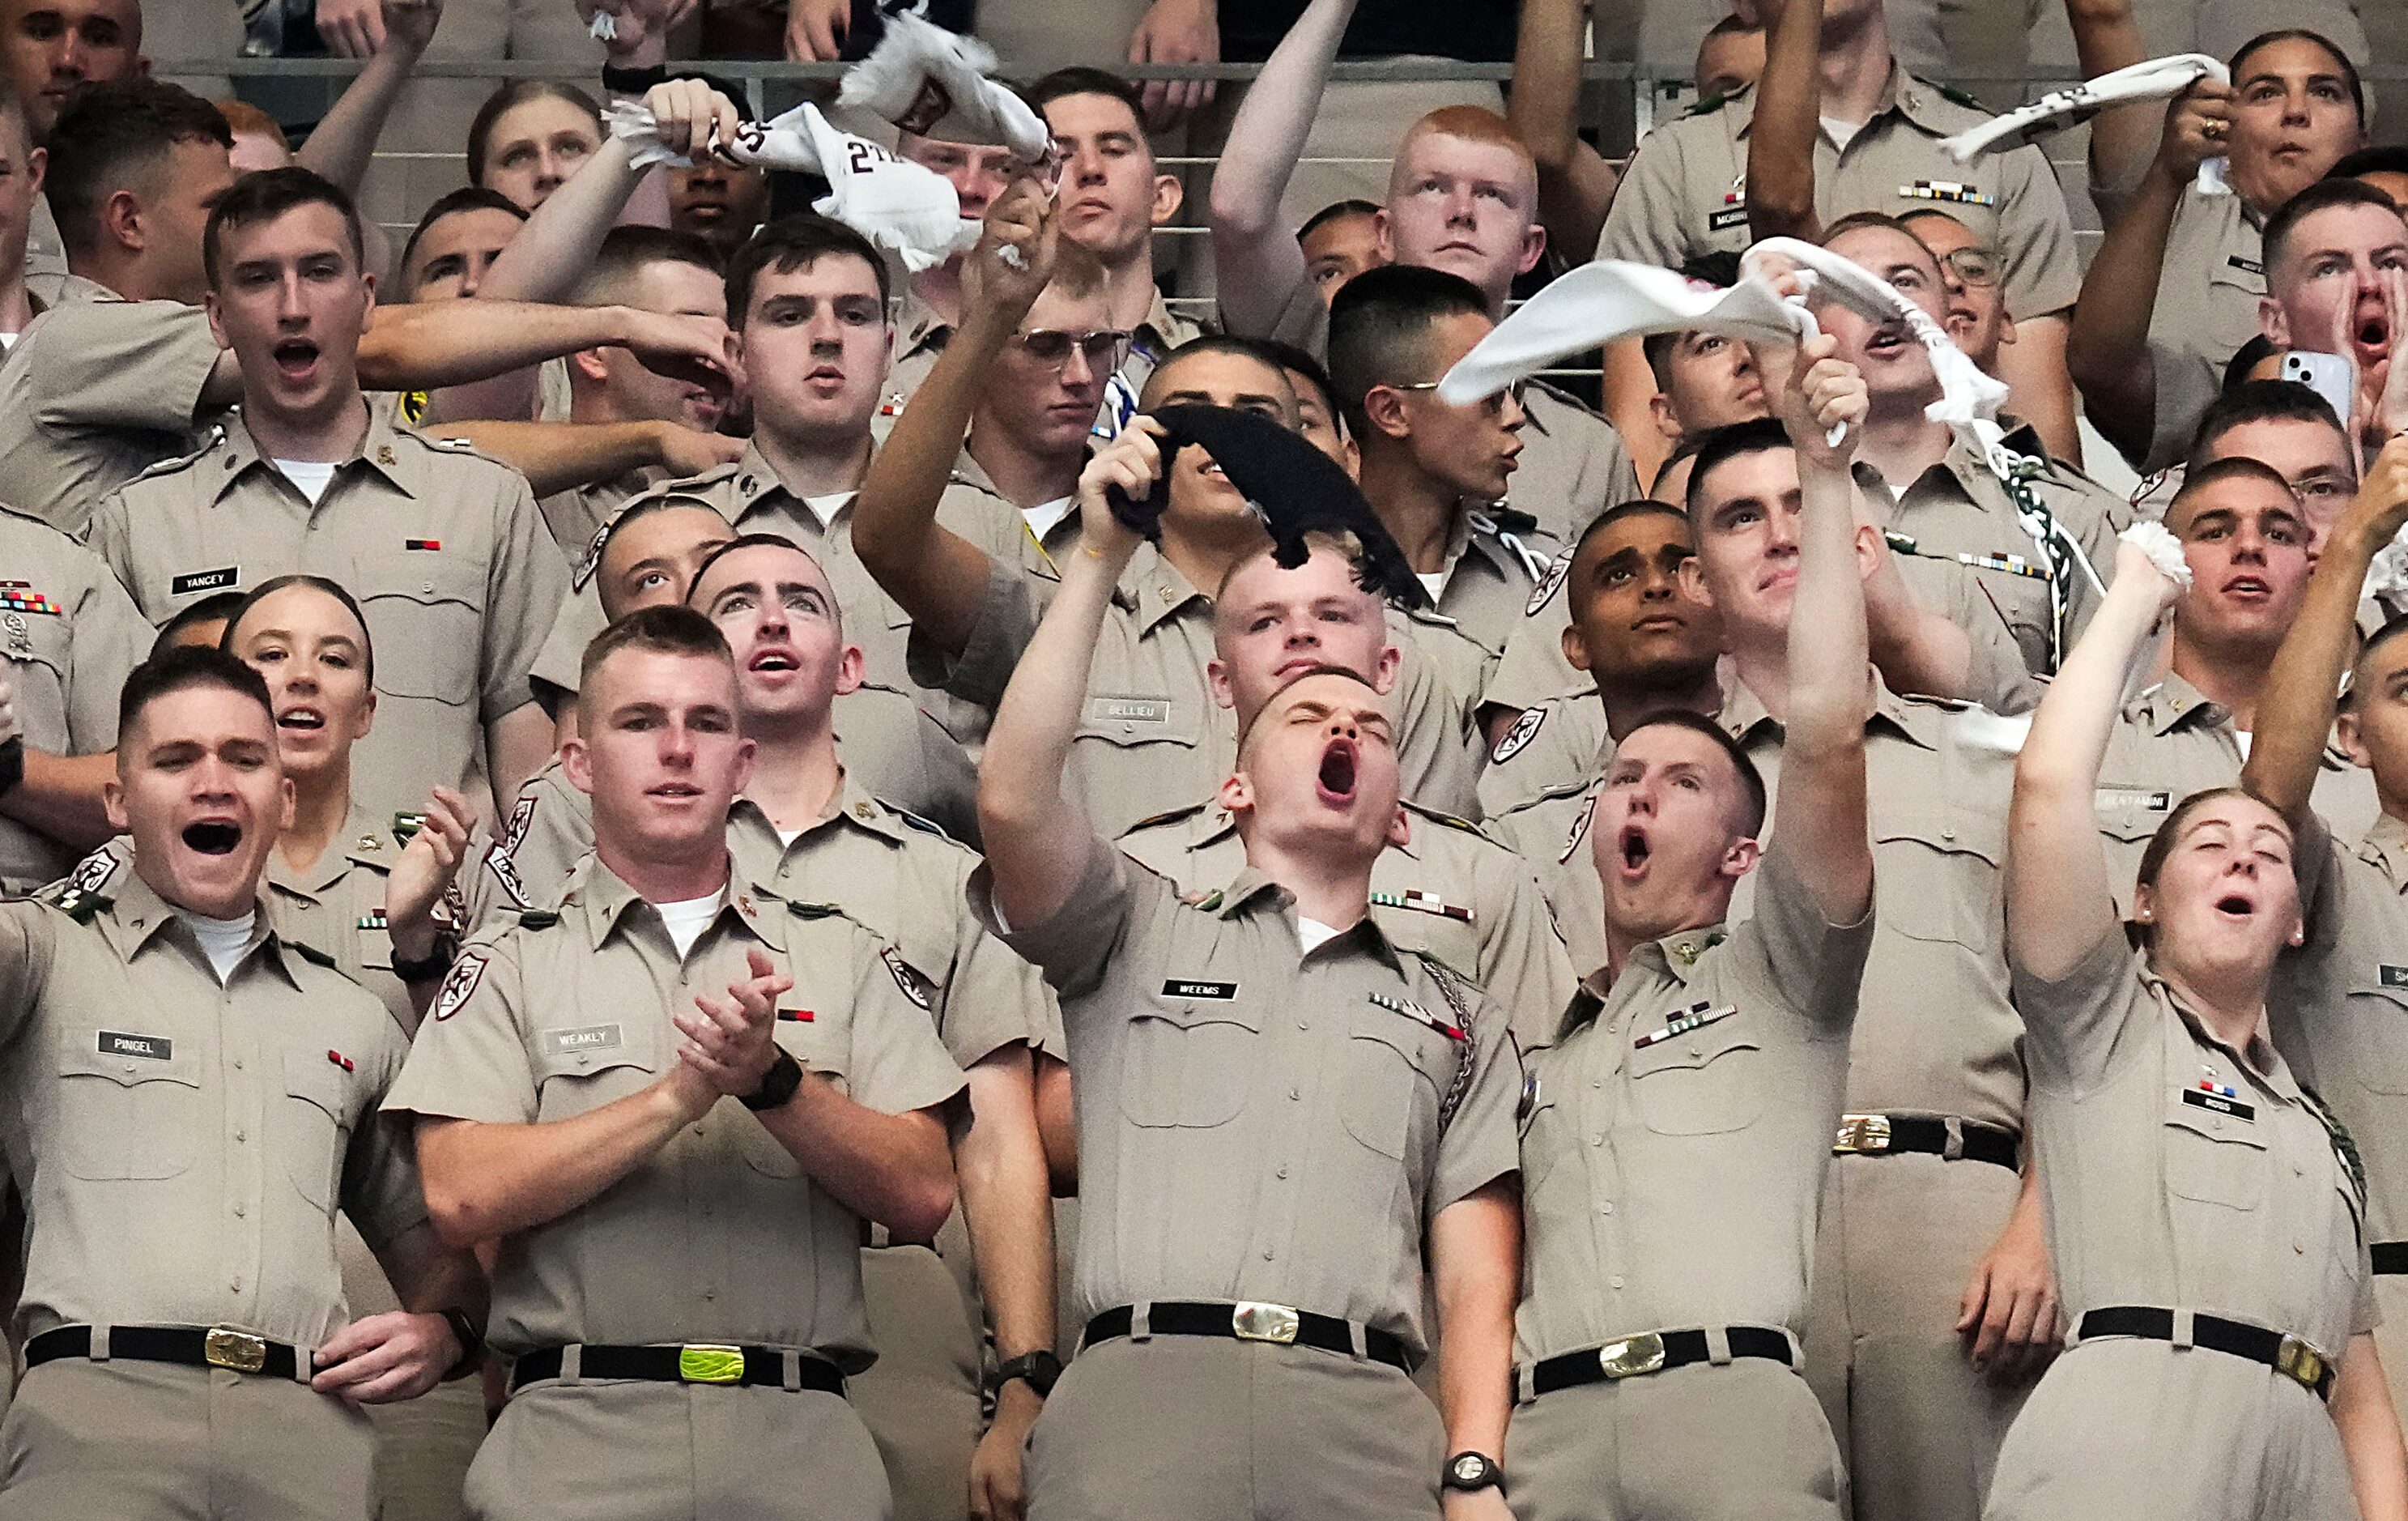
[509,1344,845,1395]
[1831,1113,2021,1170]
[1082,1302,1415,1374]
[2372,1242,2408,1276]
[1529,1325,1793,1398]
[26,1324,301,1379]
[2075,1307,2334,1400]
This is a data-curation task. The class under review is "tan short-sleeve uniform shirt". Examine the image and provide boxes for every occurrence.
[1113,798,1578,1044]
[1598,75,2083,323]
[0,867,428,1350]
[86,413,568,824]
[2143,190,2267,472]
[264,807,420,1038]
[0,506,148,892]
[0,275,225,533]
[383,858,966,1365]
[1517,841,1874,1368]
[974,840,1523,1356]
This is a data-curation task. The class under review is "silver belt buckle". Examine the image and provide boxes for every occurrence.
[1597,1332,1667,1379]
[1832,1114,1892,1154]
[1231,1302,1301,1344]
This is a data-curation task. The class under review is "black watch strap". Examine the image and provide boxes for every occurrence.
[439,1308,484,1382]
[391,932,459,986]
[601,61,669,96]
[1442,1452,1503,1493]
[990,1348,1063,1398]
[741,1049,803,1112]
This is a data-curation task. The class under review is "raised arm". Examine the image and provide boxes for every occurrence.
[853,181,1053,655]
[1771,334,1874,923]
[476,79,742,305]
[1507,0,1621,262]
[2061,0,2156,205]
[976,427,1157,932]
[1206,0,1357,338]
[1745,0,1825,243]
[356,298,740,397]
[296,0,441,195]
[2243,437,2408,819]
[415,418,745,498]
[2007,534,2183,980]
[2066,82,2226,462]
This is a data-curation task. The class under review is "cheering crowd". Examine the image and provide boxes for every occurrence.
[0,0,2403,1517]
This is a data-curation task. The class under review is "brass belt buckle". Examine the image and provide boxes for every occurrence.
[678,1344,747,1385]
[1598,1332,1667,1379]
[204,1327,269,1374]
[2276,1334,2328,1391]
[1832,1114,1892,1154]
[1231,1302,1301,1344]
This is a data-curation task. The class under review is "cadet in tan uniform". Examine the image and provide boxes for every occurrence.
[525,215,1029,752]
[217,574,487,1521]
[1593,0,2083,471]
[976,423,1523,1521]
[1325,266,1553,664]
[0,646,486,1519]
[0,504,148,894]
[388,608,967,1521]
[0,84,739,535]
[1209,9,1639,542]
[1992,525,2408,1520]
[2244,439,2408,1428]
[857,198,1484,841]
[2095,461,2381,903]
[2069,32,2367,469]
[687,535,1066,1521]
[1508,336,1876,1521]
[86,168,568,828]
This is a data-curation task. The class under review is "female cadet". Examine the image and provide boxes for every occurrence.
[222,574,487,1521]
[1991,520,2408,1520]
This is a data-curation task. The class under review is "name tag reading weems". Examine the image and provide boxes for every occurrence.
[1162,979,1237,1000]
[99,1030,171,1061]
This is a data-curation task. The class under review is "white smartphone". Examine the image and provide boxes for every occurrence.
[2281,350,2357,422]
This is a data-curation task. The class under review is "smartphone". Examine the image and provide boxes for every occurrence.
[2282,350,2357,422]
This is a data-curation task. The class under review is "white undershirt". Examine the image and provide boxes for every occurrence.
[0,331,19,351]
[1297,918,1341,953]
[275,458,338,505]
[1822,115,1863,151]
[177,909,256,983]
[655,890,725,958]
[1023,497,1076,544]
[802,491,856,531]
[1415,571,1448,603]
[776,828,802,846]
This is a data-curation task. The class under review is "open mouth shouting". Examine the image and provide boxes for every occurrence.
[2353,306,2392,371]
[1616,823,1653,881]
[2213,888,2257,922]
[2222,573,2273,606]
[1316,736,1359,808]
[747,645,799,678]
[181,818,244,856]
[271,338,322,385]
[275,705,325,735]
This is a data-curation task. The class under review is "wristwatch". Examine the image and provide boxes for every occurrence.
[741,1049,803,1112]
[1441,1452,1504,1495]
[439,1308,485,1382]
[390,932,459,986]
[989,1349,1063,1399]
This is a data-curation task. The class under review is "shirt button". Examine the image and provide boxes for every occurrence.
[1276,1166,1290,1179]
[232,1058,243,1071]
[230,1278,242,1292]
[1591,1079,1602,1089]
[703,1290,716,1302]
[1941,827,1956,841]
[1599,1201,1614,1215]
[1290,1088,1302,1101]
[232,1204,245,1218]
[1609,1276,1624,1289]
[233,1129,245,1143]
[1261,1248,1275,1261]
[1298,1021,1309,1031]
[1590,1133,1603,1147]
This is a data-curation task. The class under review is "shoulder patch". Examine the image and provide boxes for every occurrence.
[1559,785,1600,866]
[882,944,934,1011]
[1491,705,1546,765]
[432,952,487,1020]
[503,795,538,854]
[1525,552,1572,617]
[572,518,612,592]
[57,846,119,901]
[397,390,430,426]
[483,844,534,911]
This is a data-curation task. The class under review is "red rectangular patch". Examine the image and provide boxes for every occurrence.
[405,539,441,552]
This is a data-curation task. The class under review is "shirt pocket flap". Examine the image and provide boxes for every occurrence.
[281,1047,351,1123]
[1627,1020,1756,1079]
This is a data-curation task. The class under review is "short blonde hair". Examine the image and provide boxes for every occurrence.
[1393,106,1538,190]
[213,99,289,151]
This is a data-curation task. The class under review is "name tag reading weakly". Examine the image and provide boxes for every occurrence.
[99,1030,172,1061]
[1162,979,1237,1000]
[540,1024,623,1056]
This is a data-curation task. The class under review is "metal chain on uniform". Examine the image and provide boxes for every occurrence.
[2297,1079,2371,1237]
[1985,440,2084,674]
[1423,960,1480,1133]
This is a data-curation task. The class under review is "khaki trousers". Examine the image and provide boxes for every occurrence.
[850,1225,983,1521]
[338,1218,484,1521]
[0,1357,373,1520]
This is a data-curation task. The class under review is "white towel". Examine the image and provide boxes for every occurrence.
[1939,53,2234,196]
[838,9,1053,164]
[606,99,981,272]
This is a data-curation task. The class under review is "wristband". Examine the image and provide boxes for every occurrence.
[601,61,668,96]
[391,931,460,986]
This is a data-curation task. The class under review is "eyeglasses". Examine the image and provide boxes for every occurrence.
[1935,248,2002,288]
[1389,377,1528,413]
[1011,328,1132,373]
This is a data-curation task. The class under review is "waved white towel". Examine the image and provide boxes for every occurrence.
[607,99,980,271]
[838,9,1053,163]
[1939,53,2234,195]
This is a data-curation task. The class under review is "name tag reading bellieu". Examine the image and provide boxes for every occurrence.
[540,1024,623,1056]
[1089,697,1169,726]
[99,1030,171,1061]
